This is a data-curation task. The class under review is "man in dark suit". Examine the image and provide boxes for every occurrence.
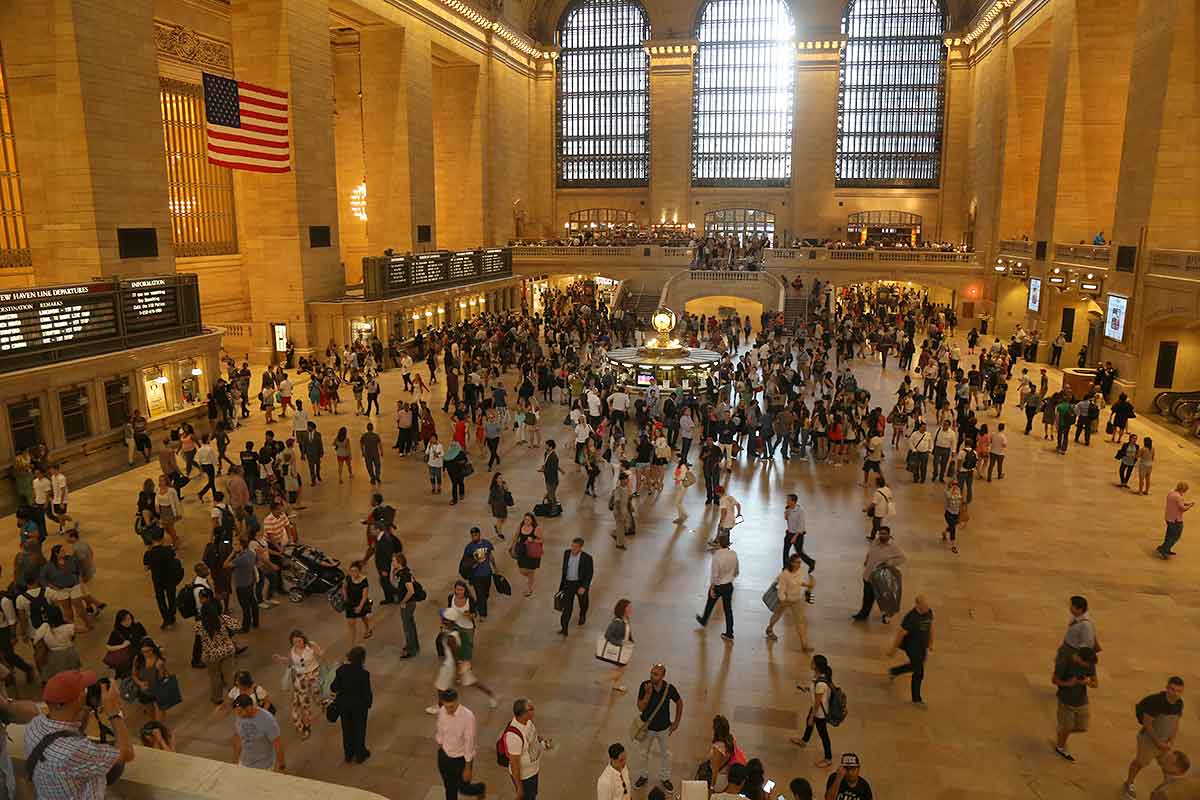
[557,537,593,636]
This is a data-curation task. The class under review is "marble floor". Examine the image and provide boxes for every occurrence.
[13,341,1200,800]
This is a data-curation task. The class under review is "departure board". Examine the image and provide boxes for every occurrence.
[0,282,120,353]
[367,249,513,299]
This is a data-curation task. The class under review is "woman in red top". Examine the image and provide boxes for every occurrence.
[453,416,468,451]
[827,414,845,465]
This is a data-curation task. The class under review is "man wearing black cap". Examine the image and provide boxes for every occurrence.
[825,753,873,800]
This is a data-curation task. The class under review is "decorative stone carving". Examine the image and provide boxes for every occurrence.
[154,22,233,73]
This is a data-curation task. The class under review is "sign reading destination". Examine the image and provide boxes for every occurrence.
[0,275,202,373]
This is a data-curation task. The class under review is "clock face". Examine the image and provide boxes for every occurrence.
[652,308,676,334]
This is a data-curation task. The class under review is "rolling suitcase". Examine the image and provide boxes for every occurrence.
[869,564,903,617]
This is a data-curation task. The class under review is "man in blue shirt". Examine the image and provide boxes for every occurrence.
[463,527,496,619]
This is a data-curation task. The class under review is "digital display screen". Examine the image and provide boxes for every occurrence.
[636,372,653,386]
[0,282,120,353]
[1105,294,1128,341]
[374,249,513,298]
[1027,278,1041,313]
[0,275,199,373]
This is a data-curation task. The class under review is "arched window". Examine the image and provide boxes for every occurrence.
[0,49,30,268]
[557,0,651,187]
[692,0,795,187]
[836,0,948,188]
[704,208,776,239]
[567,208,638,230]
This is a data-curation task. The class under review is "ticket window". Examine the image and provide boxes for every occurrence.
[104,378,131,431]
[8,399,43,454]
[59,388,91,442]
[177,359,206,407]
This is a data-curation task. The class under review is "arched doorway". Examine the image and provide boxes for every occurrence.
[684,295,765,333]
[566,208,638,231]
[703,208,776,241]
[846,210,923,247]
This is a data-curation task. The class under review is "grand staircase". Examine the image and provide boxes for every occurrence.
[783,295,809,332]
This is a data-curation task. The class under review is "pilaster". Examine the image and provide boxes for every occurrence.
[645,40,696,228]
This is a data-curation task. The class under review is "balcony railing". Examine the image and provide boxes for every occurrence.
[1147,249,1200,280]
[1054,243,1112,266]
[689,269,764,281]
[998,239,1034,257]
[510,245,980,268]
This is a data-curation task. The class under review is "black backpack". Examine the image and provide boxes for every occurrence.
[216,504,236,538]
[176,583,198,619]
[21,587,50,629]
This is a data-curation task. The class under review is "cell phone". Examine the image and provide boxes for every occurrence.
[763,780,775,794]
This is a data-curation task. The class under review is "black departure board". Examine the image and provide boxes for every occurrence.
[0,282,120,353]
[365,249,513,299]
[121,277,178,332]
[0,274,202,373]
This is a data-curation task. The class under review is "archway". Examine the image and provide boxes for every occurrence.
[684,295,765,333]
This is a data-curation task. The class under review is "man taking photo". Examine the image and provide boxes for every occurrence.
[24,669,135,798]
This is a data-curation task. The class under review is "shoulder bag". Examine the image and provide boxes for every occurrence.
[630,681,672,743]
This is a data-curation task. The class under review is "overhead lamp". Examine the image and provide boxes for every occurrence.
[479,297,486,305]
[191,367,203,376]
[411,312,420,321]
[459,301,468,309]
[1080,281,1100,291]
[994,263,1007,273]
[425,310,433,317]
[155,375,169,385]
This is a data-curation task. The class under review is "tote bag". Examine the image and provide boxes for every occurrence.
[594,636,634,666]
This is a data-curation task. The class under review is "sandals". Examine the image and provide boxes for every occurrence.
[364,629,374,640]
[764,630,778,641]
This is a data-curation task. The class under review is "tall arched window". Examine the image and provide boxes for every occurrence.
[557,0,651,187]
[692,0,794,187]
[836,0,948,188]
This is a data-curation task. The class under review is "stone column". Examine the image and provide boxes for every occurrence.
[791,46,839,240]
[0,0,175,283]
[230,0,344,356]
[527,56,557,238]
[332,33,368,282]
[360,24,436,254]
[646,41,696,228]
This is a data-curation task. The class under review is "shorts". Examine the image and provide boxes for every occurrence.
[52,504,68,517]
[1056,703,1089,733]
[47,585,84,603]
[863,460,881,474]
[280,396,293,408]
[337,456,351,464]
[1137,731,1171,765]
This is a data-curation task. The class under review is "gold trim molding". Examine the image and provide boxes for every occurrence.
[154,21,233,74]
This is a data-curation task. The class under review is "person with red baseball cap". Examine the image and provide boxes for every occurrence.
[23,670,134,799]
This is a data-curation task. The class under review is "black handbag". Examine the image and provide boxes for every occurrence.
[152,674,183,710]
[493,573,512,596]
[325,698,341,723]
[553,591,566,612]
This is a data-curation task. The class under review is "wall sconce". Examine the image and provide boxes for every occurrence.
[350,181,368,222]
[411,312,421,321]
[459,301,467,309]
[191,367,203,376]
[479,297,486,305]
[425,310,433,318]
[469,298,477,306]
[155,375,169,385]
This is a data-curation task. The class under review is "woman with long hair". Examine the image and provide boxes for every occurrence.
[196,597,239,704]
[104,609,146,679]
[512,513,543,597]
[1136,436,1155,495]
[42,544,88,631]
[791,654,834,767]
[596,598,633,694]
[130,637,169,722]
[488,473,511,541]
[334,426,353,482]
[705,714,746,786]
[272,629,323,740]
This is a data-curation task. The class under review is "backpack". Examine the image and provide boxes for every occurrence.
[167,555,185,586]
[216,504,236,538]
[373,505,397,531]
[961,450,978,471]
[496,724,524,767]
[825,682,849,726]
[176,583,198,619]
[22,587,51,629]
[410,580,427,602]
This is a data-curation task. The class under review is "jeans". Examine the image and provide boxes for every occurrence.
[987,453,1005,480]
[400,602,420,654]
[0,626,33,676]
[437,748,466,800]
[854,580,878,619]
[958,470,974,504]
[931,447,950,481]
[451,476,466,503]
[364,453,381,483]
[1024,406,1037,434]
[911,451,929,482]
[558,582,588,633]
[198,464,216,499]
[366,393,380,415]
[1160,521,1184,554]
[469,575,492,618]
[679,437,692,464]
[945,510,959,541]
[340,703,369,761]
[889,648,927,702]
[520,775,539,800]
[308,458,323,483]
[698,583,734,637]
[1074,421,1091,444]
[378,569,397,603]
[206,654,231,704]
[236,584,259,631]
[544,481,558,506]
[638,728,671,782]
[1119,463,1135,485]
[486,437,500,469]
[703,467,720,502]
[784,531,815,572]
[1056,426,1070,452]
[153,579,177,626]
[801,716,832,760]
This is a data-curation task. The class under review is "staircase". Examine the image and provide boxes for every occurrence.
[633,293,660,318]
[783,295,809,332]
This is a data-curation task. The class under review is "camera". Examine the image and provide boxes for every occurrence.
[84,677,111,710]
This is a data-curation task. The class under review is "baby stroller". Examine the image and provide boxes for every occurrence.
[281,543,347,612]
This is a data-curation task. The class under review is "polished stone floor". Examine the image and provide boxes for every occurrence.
[13,339,1200,800]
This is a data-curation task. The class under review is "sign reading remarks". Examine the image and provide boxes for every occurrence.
[1104,294,1128,342]
[1027,277,1042,313]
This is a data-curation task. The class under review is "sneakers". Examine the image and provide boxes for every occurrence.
[634,777,648,789]
[1121,784,1137,799]
[488,696,499,709]
[721,633,734,641]
[425,706,439,715]
[662,780,674,792]
[1054,745,1075,762]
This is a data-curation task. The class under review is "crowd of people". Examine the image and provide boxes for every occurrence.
[2,276,1193,800]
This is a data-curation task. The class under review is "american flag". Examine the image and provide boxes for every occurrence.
[202,72,291,173]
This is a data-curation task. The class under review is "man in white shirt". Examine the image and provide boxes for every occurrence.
[435,689,477,799]
[586,389,603,428]
[505,697,549,800]
[196,436,217,502]
[47,464,72,532]
[907,422,934,483]
[696,535,739,641]
[783,493,814,577]
[713,487,742,546]
[277,376,293,417]
[400,353,414,392]
[931,420,956,482]
[609,389,630,431]
[30,468,52,540]
[596,742,632,800]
